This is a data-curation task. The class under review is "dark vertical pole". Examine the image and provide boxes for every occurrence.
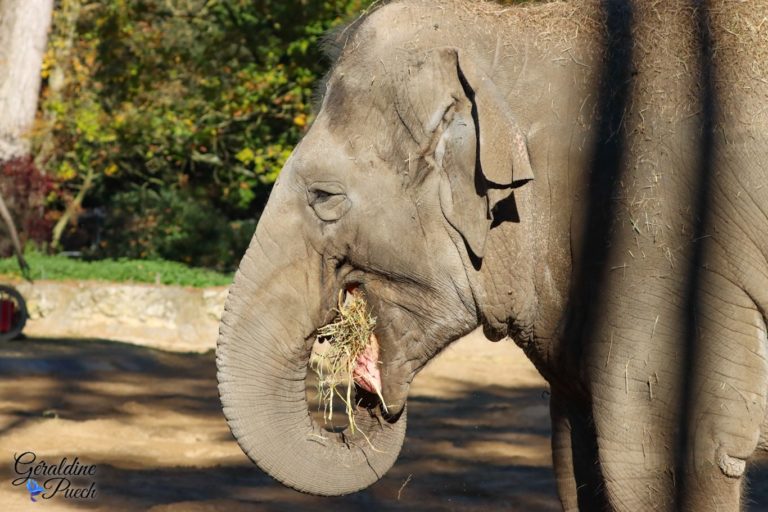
[675,0,717,508]
[565,0,634,508]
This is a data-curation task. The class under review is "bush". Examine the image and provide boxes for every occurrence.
[37,0,371,251]
[0,157,54,257]
[97,188,255,272]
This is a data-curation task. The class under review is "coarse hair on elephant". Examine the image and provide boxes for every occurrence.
[217,0,768,509]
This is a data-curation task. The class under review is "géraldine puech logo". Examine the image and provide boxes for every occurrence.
[11,451,97,502]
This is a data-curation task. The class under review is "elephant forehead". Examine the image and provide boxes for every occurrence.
[320,14,443,131]
[314,89,417,171]
[322,66,398,126]
[292,124,400,182]
[327,2,419,65]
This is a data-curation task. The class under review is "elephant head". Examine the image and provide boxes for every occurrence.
[217,7,535,496]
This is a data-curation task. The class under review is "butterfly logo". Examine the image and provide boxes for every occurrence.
[26,478,44,502]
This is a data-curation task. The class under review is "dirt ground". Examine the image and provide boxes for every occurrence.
[1,332,767,511]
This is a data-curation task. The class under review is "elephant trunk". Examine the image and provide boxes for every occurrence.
[216,180,406,495]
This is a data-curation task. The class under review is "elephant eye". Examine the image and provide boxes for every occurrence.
[309,188,335,203]
[308,182,351,222]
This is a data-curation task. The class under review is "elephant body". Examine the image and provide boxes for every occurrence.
[217,1,768,510]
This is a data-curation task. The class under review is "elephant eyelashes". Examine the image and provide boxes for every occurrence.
[308,183,352,222]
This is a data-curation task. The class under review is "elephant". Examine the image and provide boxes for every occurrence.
[216,0,768,509]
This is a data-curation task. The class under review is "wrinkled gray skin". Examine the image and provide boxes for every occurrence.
[217,0,768,509]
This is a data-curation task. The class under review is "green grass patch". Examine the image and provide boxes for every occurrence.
[0,252,233,287]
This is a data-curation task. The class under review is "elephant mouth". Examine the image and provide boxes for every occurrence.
[313,284,406,421]
[351,330,382,395]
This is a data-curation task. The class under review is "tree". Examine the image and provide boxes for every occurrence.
[0,0,54,262]
[0,0,54,160]
[0,193,27,271]
[35,0,371,268]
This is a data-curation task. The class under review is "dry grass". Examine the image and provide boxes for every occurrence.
[311,291,382,434]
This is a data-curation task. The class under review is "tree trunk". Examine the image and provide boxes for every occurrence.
[0,0,54,161]
[0,0,53,263]
[0,193,27,272]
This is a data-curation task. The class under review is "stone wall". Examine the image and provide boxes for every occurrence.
[12,280,228,352]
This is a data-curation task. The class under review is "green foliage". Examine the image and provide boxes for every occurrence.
[0,250,232,287]
[96,187,255,271]
[37,0,372,269]
[0,158,54,258]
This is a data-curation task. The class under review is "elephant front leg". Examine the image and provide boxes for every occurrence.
[550,393,609,511]
[551,394,579,511]
[577,254,768,512]
[679,284,768,511]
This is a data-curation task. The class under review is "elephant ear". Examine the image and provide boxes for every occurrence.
[402,48,534,260]
[456,53,535,189]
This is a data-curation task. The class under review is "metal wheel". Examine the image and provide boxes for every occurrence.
[0,285,27,341]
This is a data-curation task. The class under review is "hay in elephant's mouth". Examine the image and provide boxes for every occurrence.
[311,289,385,435]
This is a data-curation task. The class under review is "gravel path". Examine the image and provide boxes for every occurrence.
[0,332,765,510]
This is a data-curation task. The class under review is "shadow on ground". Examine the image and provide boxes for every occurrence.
[1,338,766,511]
[0,337,559,511]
